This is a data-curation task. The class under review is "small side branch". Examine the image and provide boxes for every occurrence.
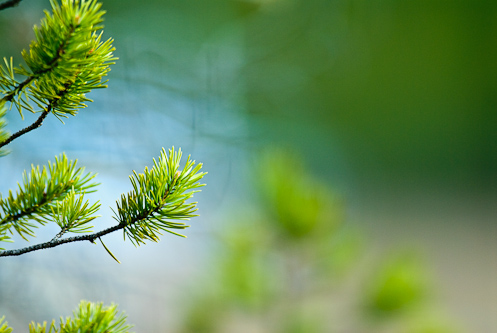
[0,76,34,103]
[0,0,22,11]
[0,223,124,257]
[0,107,50,149]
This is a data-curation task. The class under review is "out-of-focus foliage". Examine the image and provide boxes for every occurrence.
[237,0,497,189]
[257,149,341,240]
[28,301,132,333]
[362,252,461,333]
[178,148,459,332]
[365,252,428,316]
[0,316,12,333]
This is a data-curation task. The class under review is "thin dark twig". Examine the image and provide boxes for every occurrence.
[0,107,51,149]
[0,223,125,257]
[0,0,22,11]
[0,77,33,103]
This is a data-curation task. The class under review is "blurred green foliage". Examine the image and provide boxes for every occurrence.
[257,148,341,240]
[178,148,459,332]
[0,316,12,333]
[365,252,428,316]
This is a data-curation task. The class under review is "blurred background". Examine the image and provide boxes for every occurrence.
[0,0,496,331]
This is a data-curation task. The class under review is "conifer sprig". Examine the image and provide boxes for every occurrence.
[0,0,116,151]
[114,146,206,246]
[0,0,116,116]
[0,153,98,246]
[51,187,101,237]
[0,148,206,258]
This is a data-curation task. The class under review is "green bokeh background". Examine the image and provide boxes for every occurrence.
[106,0,497,189]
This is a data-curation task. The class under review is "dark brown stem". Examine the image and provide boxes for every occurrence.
[0,0,22,11]
[0,223,125,257]
[0,107,51,149]
[0,77,33,103]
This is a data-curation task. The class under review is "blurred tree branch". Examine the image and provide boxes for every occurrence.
[0,0,22,11]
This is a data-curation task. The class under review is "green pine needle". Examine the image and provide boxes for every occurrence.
[0,101,8,156]
[51,187,101,236]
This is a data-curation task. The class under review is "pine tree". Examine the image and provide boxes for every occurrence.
[0,0,206,330]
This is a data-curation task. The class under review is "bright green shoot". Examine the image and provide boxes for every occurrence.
[115,147,206,246]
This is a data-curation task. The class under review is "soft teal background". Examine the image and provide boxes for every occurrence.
[0,0,496,331]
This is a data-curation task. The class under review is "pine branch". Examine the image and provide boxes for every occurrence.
[0,107,50,149]
[0,0,21,11]
[0,223,122,257]
[0,147,206,259]
[0,153,98,243]
[0,68,88,149]
[0,0,116,120]
[0,20,74,105]
[0,315,13,333]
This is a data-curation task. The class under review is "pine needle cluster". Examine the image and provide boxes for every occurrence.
[116,147,206,246]
[0,0,116,119]
[0,154,98,247]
